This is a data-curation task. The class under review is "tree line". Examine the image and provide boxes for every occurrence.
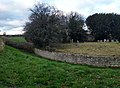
[24,3,120,48]
[86,13,120,42]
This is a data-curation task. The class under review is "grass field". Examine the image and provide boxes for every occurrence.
[56,42,120,57]
[0,45,120,88]
[6,37,120,57]
[8,37,120,57]
[9,36,27,43]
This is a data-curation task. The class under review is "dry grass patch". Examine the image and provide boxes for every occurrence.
[56,42,120,57]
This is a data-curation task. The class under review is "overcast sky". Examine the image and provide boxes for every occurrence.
[0,0,120,35]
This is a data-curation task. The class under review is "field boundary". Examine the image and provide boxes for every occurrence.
[34,48,120,67]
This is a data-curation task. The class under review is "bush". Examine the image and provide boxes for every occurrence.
[24,3,66,48]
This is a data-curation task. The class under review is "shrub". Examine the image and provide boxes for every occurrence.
[24,3,66,48]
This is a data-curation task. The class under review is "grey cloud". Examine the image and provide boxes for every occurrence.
[0,0,119,34]
[0,0,32,32]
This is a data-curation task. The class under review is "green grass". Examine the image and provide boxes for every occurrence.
[0,46,120,88]
[56,42,120,57]
[9,36,27,43]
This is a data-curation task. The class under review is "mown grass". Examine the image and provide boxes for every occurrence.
[9,36,26,43]
[56,42,120,57]
[0,45,120,88]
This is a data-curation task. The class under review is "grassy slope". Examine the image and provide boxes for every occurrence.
[57,42,120,57]
[0,46,120,88]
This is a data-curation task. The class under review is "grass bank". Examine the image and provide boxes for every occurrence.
[0,46,120,88]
